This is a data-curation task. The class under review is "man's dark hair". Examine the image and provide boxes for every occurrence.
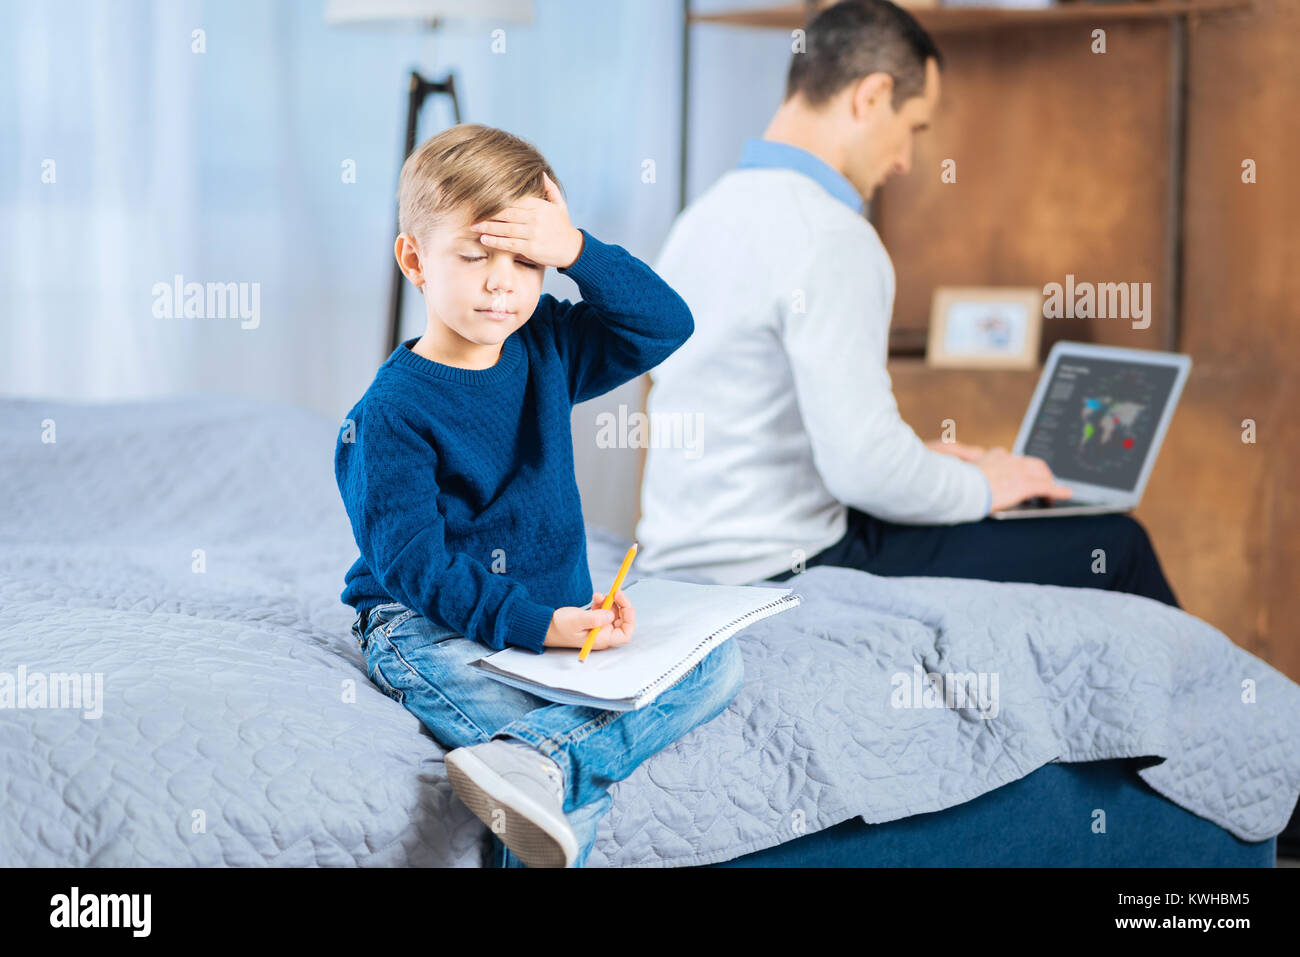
[785,0,943,111]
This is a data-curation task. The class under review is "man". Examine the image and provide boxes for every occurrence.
[635,0,1177,606]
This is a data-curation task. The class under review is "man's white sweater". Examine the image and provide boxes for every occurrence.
[635,166,991,585]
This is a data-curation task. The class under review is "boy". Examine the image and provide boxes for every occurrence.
[334,124,745,868]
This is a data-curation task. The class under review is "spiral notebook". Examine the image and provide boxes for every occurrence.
[470,577,802,711]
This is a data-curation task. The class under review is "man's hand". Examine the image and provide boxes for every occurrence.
[469,171,584,269]
[976,447,1073,512]
[543,589,636,651]
[925,439,986,463]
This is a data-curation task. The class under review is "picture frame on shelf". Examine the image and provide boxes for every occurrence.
[926,286,1043,369]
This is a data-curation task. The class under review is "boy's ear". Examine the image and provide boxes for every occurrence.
[394,233,425,289]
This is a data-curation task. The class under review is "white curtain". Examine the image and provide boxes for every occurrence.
[1,0,438,412]
[5,0,204,398]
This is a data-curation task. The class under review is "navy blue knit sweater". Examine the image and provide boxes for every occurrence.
[335,228,694,654]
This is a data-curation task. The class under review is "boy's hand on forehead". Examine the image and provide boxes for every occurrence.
[469,171,585,270]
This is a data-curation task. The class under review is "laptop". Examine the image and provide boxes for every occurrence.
[992,341,1191,519]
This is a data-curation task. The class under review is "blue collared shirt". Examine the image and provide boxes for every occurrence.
[736,136,864,216]
[734,137,993,516]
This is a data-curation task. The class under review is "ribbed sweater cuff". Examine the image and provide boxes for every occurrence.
[557,227,617,287]
[506,598,554,654]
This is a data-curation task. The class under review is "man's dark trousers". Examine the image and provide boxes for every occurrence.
[767,509,1180,608]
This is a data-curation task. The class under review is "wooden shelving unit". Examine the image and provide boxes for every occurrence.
[676,0,1252,355]
[689,0,1250,32]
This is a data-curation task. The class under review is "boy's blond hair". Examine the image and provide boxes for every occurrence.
[397,123,563,252]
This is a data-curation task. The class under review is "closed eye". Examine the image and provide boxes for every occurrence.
[459,253,540,269]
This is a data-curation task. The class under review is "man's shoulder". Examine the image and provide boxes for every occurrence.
[804,219,891,269]
[657,170,804,272]
[674,168,820,225]
[663,168,883,262]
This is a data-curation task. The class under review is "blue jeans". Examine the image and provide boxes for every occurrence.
[350,601,745,867]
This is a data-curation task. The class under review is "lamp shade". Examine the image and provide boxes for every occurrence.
[325,0,534,25]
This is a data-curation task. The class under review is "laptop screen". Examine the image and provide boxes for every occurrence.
[1022,353,1181,492]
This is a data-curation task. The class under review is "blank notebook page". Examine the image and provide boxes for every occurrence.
[472,578,799,705]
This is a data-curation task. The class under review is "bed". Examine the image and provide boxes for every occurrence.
[2,393,1295,867]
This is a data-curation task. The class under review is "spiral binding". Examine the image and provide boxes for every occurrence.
[635,592,802,705]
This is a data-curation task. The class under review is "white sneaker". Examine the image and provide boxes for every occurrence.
[444,738,578,868]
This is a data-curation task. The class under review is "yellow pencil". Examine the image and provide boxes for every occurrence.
[578,542,637,662]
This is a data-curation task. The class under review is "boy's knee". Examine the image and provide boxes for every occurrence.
[708,640,745,700]
[669,640,744,723]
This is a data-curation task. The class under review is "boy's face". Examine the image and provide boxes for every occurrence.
[397,202,546,365]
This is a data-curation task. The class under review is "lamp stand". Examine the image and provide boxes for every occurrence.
[386,67,462,358]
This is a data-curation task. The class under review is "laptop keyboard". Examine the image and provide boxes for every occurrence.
[1005,497,1096,511]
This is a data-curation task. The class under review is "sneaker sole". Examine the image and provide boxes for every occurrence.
[445,747,578,868]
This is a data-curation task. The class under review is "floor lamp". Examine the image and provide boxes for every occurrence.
[324,0,536,359]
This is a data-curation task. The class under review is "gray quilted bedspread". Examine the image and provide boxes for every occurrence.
[2,394,1297,867]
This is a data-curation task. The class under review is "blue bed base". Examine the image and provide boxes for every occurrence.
[705,758,1275,867]
[487,758,1274,867]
